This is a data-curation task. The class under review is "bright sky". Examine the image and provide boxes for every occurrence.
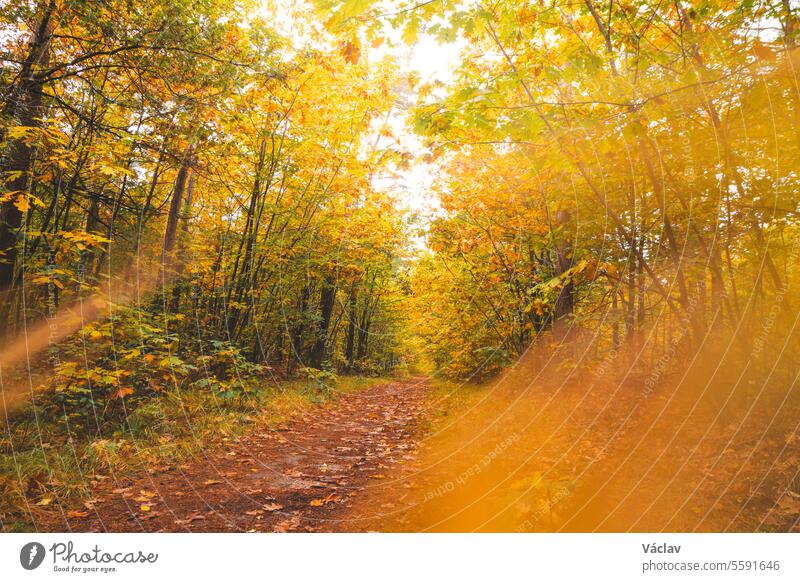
[257,0,464,233]
[369,34,464,219]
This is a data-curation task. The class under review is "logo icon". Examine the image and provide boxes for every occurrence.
[20,542,46,570]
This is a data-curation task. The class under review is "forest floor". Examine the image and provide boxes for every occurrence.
[33,364,800,533]
[36,377,431,532]
[340,355,800,533]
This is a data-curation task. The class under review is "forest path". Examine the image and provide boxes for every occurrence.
[39,377,430,532]
[36,368,795,533]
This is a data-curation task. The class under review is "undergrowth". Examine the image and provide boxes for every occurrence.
[0,370,384,531]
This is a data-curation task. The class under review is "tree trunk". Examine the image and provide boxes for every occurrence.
[309,277,336,369]
[626,233,636,339]
[552,209,574,332]
[162,147,193,267]
[0,3,56,294]
[344,287,357,369]
[357,311,371,361]
[287,284,310,375]
[170,168,194,313]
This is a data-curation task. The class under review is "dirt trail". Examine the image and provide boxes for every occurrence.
[337,359,800,533]
[34,367,799,533]
[38,378,430,532]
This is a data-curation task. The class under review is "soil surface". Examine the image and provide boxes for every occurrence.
[33,370,800,533]
[37,378,430,532]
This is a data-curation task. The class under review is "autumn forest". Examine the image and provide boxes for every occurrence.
[1,0,799,533]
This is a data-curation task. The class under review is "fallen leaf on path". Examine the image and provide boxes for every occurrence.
[778,495,800,514]
[310,493,338,507]
[67,510,89,518]
[273,515,301,532]
[175,513,206,526]
[203,479,222,486]
[140,504,151,512]
[35,498,53,506]
[262,503,283,511]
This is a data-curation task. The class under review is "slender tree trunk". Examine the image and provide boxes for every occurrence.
[357,311,371,361]
[162,147,193,266]
[612,290,620,349]
[170,168,194,313]
[626,235,636,339]
[310,276,336,369]
[345,287,357,369]
[288,284,310,375]
[552,210,574,326]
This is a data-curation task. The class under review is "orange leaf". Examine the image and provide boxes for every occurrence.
[114,387,134,399]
